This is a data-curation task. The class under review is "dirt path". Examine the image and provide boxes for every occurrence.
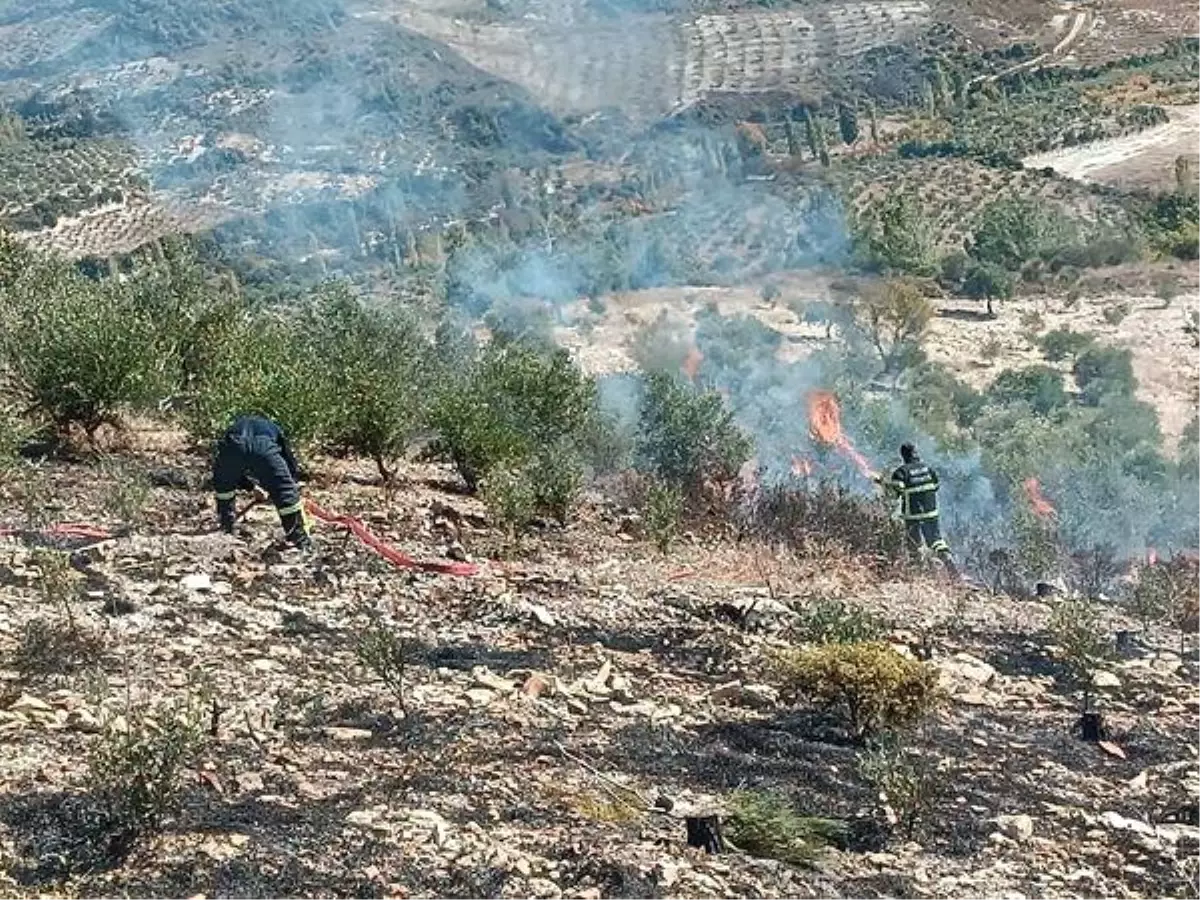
[967,8,1090,88]
[1023,105,1200,190]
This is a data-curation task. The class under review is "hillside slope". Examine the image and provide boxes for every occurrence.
[0,432,1196,898]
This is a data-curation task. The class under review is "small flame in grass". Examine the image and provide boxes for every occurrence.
[791,455,814,478]
[1023,478,1057,520]
[681,345,704,382]
[806,390,876,480]
[1147,547,1158,567]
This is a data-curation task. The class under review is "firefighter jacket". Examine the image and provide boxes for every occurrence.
[883,461,940,522]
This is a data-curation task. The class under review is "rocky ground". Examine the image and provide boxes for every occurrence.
[0,430,1197,899]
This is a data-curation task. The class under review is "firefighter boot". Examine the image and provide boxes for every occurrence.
[280,509,314,552]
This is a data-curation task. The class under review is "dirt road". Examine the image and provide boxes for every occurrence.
[1023,104,1200,190]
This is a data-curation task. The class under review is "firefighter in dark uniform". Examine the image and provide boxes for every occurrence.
[875,442,956,576]
[212,415,312,550]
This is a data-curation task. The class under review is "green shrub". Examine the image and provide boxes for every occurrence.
[906,362,985,435]
[987,365,1069,415]
[629,311,691,376]
[1073,345,1136,405]
[969,197,1070,271]
[857,278,934,374]
[858,735,939,838]
[1127,556,1199,641]
[856,194,939,277]
[1049,598,1115,709]
[1101,301,1131,327]
[0,259,178,436]
[725,790,845,866]
[431,339,597,497]
[481,464,537,538]
[635,371,752,495]
[185,309,327,446]
[86,696,207,861]
[1180,416,1199,478]
[531,438,585,523]
[797,598,888,644]
[355,612,408,713]
[11,616,105,680]
[773,642,940,740]
[1038,327,1095,362]
[98,456,152,526]
[301,286,434,480]
[1154,277,1180,307]
[962,262,1014,315]
[643,481,683,554]
[694,307,783,381]
[0,401,30,479]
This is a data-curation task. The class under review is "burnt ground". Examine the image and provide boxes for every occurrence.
[0,427,1197,899]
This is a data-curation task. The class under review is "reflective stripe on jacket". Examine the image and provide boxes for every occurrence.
[885,462,940,521]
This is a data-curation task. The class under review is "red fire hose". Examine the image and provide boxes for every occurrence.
[303,499,478,577]
[0,523,115,541]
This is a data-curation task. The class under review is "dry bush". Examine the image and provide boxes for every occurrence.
[11,617,105,680]
[747,481,904,569]
[774,642,940,741]
[857,278,935,373]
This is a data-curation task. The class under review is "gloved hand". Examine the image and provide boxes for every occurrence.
[253,485,270,504]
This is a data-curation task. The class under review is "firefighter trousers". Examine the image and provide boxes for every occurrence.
[212,437,309,547]
[904,517,956,575]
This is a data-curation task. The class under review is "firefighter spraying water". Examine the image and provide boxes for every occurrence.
[806,391,957,577]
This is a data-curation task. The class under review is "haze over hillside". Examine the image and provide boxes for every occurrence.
[0,2,1197,897]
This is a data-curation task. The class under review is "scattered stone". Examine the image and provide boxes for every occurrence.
[323,726,374,742]
[586,660,613,696]
[706,681,778,709]
[181,573,214,592]
[529,604,556,627]
[346,809,391,833]
[473,667,516,693]
[996,814,1035,842]
[9,694,53,715]
[937,652,997,686]
[1099,811,1155,837]
[526,877,562,899]
[609,674,633,701]
[235,772,265,793]
[521,674,551,698]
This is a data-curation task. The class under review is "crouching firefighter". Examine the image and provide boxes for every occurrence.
[875,443,957,577]
[212,415,313,550]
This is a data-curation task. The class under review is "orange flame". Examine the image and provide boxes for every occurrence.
[681,346,704,382]
[806,390,876,480]
[791,455,814,478]
[1022,478,1057,520]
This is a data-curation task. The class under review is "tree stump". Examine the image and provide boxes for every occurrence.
[685,815,725,854]
[1079,711,1104,742]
